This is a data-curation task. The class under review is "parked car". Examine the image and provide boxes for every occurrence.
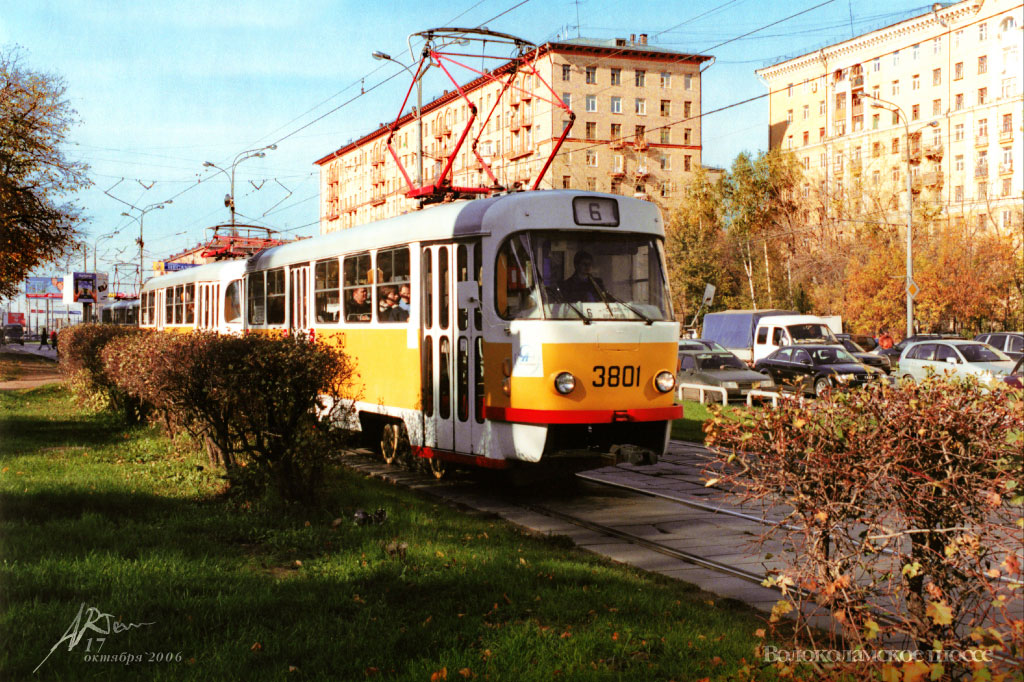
[1002,357,1024,390]
[754,344,885,398]
[2,324,25,345]
[873,333,963,364]
[677,349,775,402]
[974,332,1024,362]
[836,337,891,373]
[836,332,878,352]
[701,310,837,364]
[898,340,1016,385]
[678,338,729,353]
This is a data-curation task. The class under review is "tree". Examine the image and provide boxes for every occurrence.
[0,46,90,299]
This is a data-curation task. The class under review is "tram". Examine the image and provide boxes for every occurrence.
[100,298,140,326]
[139,190,681,470]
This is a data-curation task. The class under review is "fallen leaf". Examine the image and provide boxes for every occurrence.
[430,668,448,681]
[458,668,472,679]
[754,628,766,638]
[251,642,262,651]
[926,601,953,626]
[612,632,619,641]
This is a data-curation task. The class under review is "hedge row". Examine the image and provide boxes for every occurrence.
[59,325,358,503]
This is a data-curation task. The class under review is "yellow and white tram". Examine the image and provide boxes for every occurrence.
[140,190,681,469]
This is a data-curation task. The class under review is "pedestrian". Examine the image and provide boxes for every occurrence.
[39,325,48,348]
[878,329,894,350]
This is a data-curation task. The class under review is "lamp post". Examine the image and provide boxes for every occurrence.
[121,201,172,296]
[203,144,277,231]
[372,50,423,186]
[863,93,938,338]
[87,232,117,274]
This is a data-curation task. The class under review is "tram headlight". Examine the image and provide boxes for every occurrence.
[554,372,576,395]
[654,371,675,393]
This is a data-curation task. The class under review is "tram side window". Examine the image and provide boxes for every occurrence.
[140,293,149,325]
[184,283,195,325]
[173,285,184,324]
[422,250,433,328]
[165,288,174,324]
[376,247,410,323]
[224,280,242,324]
[147,291,156,326]
[314,258,340,323]
[266,268,286,325]
[495,236,541,319]
[248,273,266,325]
[343,253,371,322]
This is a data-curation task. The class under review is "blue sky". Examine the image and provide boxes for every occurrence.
[3,0,932,293]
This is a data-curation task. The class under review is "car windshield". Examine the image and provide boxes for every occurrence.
[700,340,727,351]
[840,339,865,353]
[496,231,671,321]
[810,347,858,365]
[958,343,1009,363]
[788,324,836,343]
[696,353,746,370]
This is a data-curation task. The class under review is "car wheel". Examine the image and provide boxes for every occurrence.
[814,377,831,398]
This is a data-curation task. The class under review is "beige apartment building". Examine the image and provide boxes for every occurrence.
[757,0,1023,232]
[315,36,711,232]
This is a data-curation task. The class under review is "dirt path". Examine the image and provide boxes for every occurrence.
[0,351,63,391]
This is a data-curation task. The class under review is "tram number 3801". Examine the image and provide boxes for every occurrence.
[592,365,641,388]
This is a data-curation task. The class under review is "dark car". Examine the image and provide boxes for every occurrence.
[2,324,25,345]
[1001,357,1023,390]
[836,337,891,373]
[873,333,963,363]
[677,349,775,402]
[678,338,728,353]
[754,344,886,398]
[836,332,878,352]
[974,332,1024,362]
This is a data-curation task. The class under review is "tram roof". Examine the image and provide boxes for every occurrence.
[247,190,664,272]
[140,258,248,294]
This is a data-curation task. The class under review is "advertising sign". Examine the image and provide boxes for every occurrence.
[95,273,110,306]
[63,272,97,305]
[25,277,65,299]
[5,312,26,325]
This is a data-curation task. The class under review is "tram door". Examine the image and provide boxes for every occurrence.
[421,243,484,455]
[289,264,310,333]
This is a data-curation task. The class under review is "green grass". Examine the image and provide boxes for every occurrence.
[1,383,776,681]
[671,401,747,443]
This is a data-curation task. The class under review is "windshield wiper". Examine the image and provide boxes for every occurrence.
[590,282,654,325]
[547,283,591,324]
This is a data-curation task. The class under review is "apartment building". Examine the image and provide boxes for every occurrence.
[757,0,1023,232]
[315,36,711,232]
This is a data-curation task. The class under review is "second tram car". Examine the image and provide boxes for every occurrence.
[140,191,681,469]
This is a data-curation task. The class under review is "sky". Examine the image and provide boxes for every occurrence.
[3,0,937,295]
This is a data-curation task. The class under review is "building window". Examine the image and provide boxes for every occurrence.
[954,29,963,49]
[1003,113,1013,134]
[684,73,692,90]
[819,99,826,115]
[913,43,920,60]
[635,69,645,87]
[955,154,964,171]
[955,185,963,202]
[893,50,900,66]
[955,93,964,110]
[954,62,963,80]
[787,82,793,96]
[611,122,621,140]
[661,100,671,116]
[933,68,941,86]
[979,23,987,40]
[610,68,620,86]
[803,131,809,145]
[912,104,920,121]
[1003,179,1012,197]
[586,149,597,166]
[872,170,880,184]
[562,64,571,81]
[955,123,964,141]
[660,128,671,144]
[660,154,670,170]
[562,92,571,108]
[819,152,826,167]
[892,138,899,154]
[872,114,880,129]
[1002,77,1018,98]
[978,183,988,200]
[586,177,596,191]
[786,109,793,123]
[933,37,941,54]
[803,156,810,169]
[977,88,987,105]
[613,155,623,172]
[610,96,621,114]
[978,55,987,74]
[978,118,988,139]
[912,74,920,90]
[660,181,671,198]
[892,168,900,182]
[819,127,825,142]
[873,57,880,72]
[932,127,941,146]
[683,128,691,144]
[892,80,900,96]
[634,124,645,140]
[932,99,942,116]
[684,155,691,171]
[562,175,571,189]
[585,121,596,139]
[586,94,597,112]
[803,104,809,120]
[893,111,899,125]
[635,98,646,115]
[786,135,793,149]
[873,141,881,157]
[660,72,671,88]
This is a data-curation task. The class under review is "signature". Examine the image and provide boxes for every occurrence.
[34,603,155,674]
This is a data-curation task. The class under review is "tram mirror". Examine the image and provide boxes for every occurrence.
[457,281,480,308]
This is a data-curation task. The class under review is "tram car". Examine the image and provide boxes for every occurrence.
[100,298,140,326]
[139,259,247,334]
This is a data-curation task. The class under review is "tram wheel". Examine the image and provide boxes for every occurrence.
[380,423,407,466]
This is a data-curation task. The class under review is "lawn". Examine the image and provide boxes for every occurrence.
[1,381,774,681]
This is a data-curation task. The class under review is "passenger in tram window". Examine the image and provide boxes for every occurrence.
[346,286,371,321]
[398,283,411,313]
[378,285,407,322]
[559,250,606,302]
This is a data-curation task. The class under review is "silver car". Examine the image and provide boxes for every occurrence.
[898,340,1016,386]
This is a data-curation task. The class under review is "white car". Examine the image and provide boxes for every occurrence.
[898,340,1016,385]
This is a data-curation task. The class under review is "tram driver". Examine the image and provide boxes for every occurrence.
[560,251,607,302]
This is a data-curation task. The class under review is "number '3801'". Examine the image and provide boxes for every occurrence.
[591,365,641,387]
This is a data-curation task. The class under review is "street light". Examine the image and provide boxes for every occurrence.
[203,144,277,230]
[121,200,172,296]
[373,50,424,186]
[863,93,938,338]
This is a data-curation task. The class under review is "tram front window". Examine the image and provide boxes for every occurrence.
[496,231,671,321]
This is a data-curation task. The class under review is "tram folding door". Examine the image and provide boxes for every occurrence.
[421,242,484,457]
[289,264,309,333]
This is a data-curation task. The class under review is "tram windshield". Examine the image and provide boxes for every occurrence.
[496,231,671,321]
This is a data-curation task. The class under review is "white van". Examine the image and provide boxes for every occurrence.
[751,314,838,362]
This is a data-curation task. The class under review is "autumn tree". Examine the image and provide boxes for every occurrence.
[0,45,90,299]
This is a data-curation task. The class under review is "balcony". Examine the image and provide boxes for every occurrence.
[609,138,624,149]
[635,167,650,180]
[975,134,989,148]
[923,170,944,187]
[633,138,649,152]
[923,143,944,161]
[975,164,989,178]
[999,161,1013,175]
[610,168,625,179]
[999,128,1013,143]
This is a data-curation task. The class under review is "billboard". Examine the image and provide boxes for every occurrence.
[25,277,65,299]
[63,272,97,305]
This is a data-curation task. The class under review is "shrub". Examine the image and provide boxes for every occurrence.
[58,323,147,412]
[705,376,1023,679]
[108,331,357,504]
